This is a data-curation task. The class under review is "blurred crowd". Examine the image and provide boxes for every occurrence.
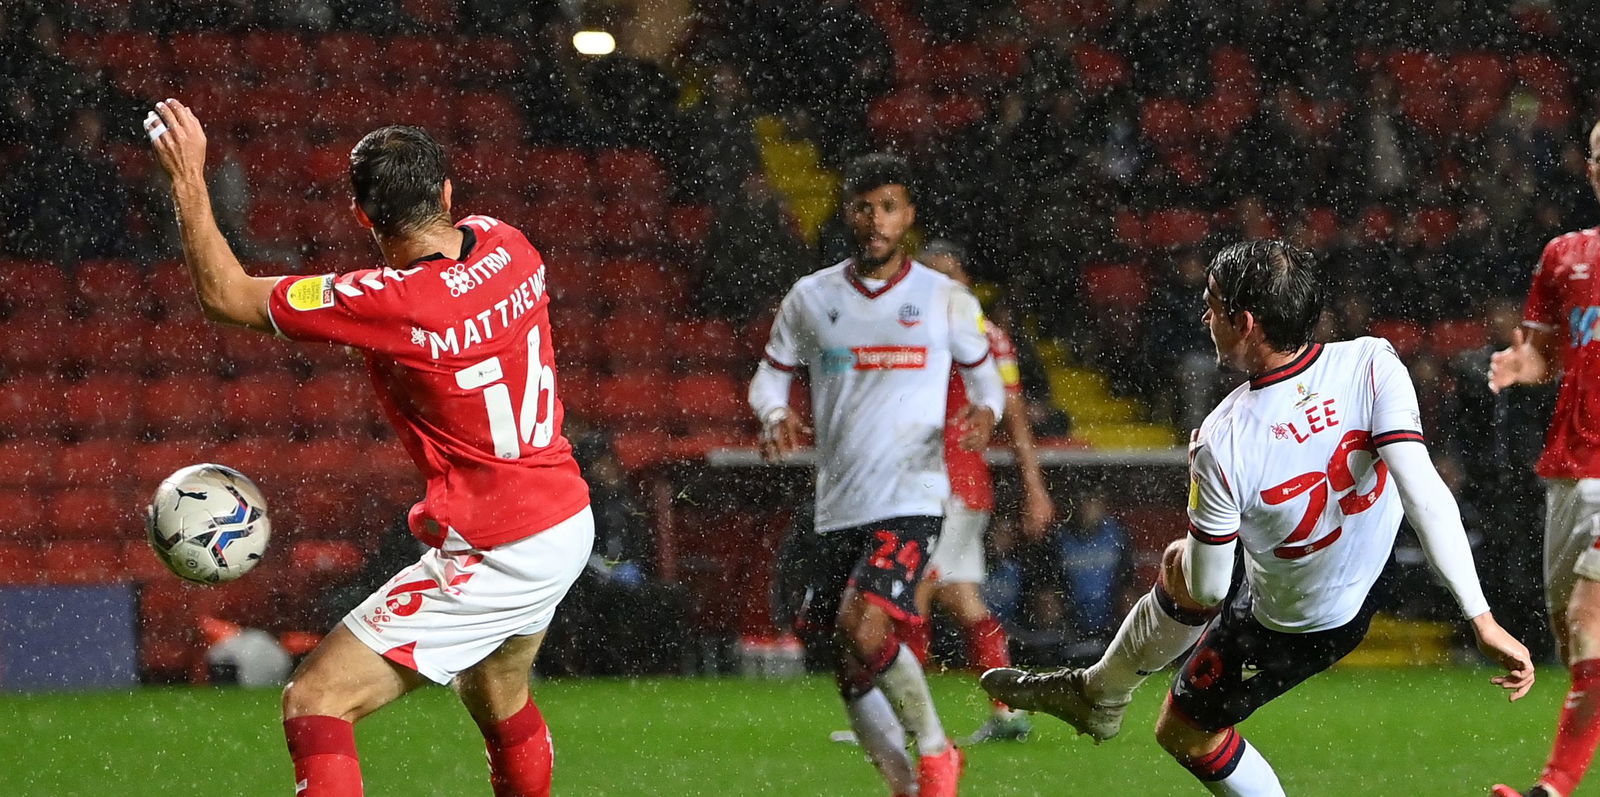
[2,0,1589,657]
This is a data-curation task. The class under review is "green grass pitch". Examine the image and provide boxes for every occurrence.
[0,668,1557,795]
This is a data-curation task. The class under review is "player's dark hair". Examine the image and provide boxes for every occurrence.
[1206,239,1322,352]
[349,125,449,238]
[920,238,966,264]
[843,153,915,203]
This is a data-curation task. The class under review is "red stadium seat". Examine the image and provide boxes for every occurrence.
[921,42,991,92]
[144,317,224,374]
[0,374,65,439]
[596,259,681,309]
[609,429,675,471]
[390,84,451,130]
[221,373,299,437]
[523,148,592,199]
[1073,43,1130,95]
[211,436,292,492]
[384,35,447,83]
[290,539,365,575]
[673,318,740,369]
[666,204,713,255]
[240,32,309,82]
[142,374,223,439]
[594,372,675,429]
[1369,320,1425,359]
[1452,52,1510,103]
[673,373,745,427]
[593,197,666,253]
[554,365,599,420]
[523,198,597,251]
[1143,208,1210,249]
[1197,92,1255,142]
[74,259,148,317]
[98,31,164,79]
[294,371,373,435]
[598,312,672,372]
[248,199,308,248]
[238,85,301,131]
[1081,262,1150,312]
[1514,53,1570,101]
[240,135,310,193]
[219,324,296,373]
[1209,46,1258,92]
[0,260,71,312]
[0,309,72,373]
[40,541,125,584]
[314,33,381,83]
[54,439,135,493]
[453,90,524,145]
[1140,98,1192,148]
[317,80,383,136]
[1412,207,1460,250]
[64,374,143,439]
[930,93,987,134]
[168,32,241,77]
[866,90,933,152]
[48,486,137,541]
[62,318,153,372]
[121,540,171,583]
[0,441,56,490]
[129,438,215,488]
[592,149,668,201]
[456,36,523,85]
[279,438,362,484]
[549,309,603,369]
[0,489,47,540]
[1427,320,1489,358]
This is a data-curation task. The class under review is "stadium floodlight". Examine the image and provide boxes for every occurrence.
[573,30,615,56]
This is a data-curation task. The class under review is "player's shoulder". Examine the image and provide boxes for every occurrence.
[461,215,537,254]
[795,260,850,291]
[1196,383,1249,451]
[1326,336,1396,364]
[1541,226,1600,260]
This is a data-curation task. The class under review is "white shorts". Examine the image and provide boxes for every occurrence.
[343,505,594,684]
[926,502,990,586]
[1543,479,1600,618]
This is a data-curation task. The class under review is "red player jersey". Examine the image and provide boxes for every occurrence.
[945,322,1023,511]
[1524,227,1600,479]
[267,215,590,548]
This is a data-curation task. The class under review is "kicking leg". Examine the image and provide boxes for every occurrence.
[1156,704,1284,797]
[281,625,428,797]
[456,631,553,797]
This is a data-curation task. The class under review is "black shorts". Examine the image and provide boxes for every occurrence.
[795,515,941,636]
[1168,580,1377,732]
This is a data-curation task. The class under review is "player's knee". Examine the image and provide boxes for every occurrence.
[1153,707,1216,761]
[282,676,340,720]
[1566,603,1600,662]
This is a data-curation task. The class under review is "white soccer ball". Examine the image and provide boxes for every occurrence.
[146,464,272,584]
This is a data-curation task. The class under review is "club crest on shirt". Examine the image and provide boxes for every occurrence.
[1292,382,1320,409]
[897,303,922,327]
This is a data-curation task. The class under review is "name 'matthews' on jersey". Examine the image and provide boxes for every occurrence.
[1187,337,1424,632]
[758,259,999,533]
[266,215,589,550]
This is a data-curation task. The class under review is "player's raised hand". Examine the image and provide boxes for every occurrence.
[147,99,209,187]
[1470,612,1536,701]
[954,404,997,451]
[759,409,808,463]
[1488,327,1546,394]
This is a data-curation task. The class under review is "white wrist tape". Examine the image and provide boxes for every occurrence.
[143,111,168,141]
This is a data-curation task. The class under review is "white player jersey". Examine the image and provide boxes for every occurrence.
[1187,337,1426,632]
[763,259,997,532]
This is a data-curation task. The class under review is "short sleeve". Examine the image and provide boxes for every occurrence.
[267,269,412,354]
[1367,340,1426,448]
[989,325,1023,395]
[1187,435,1240,545]
[1524,238,1563,333]
[948,286,991,367]
[762,287,808,371]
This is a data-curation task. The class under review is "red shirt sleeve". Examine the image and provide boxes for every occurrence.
[1524,237,1564,333]
[267,269,416,355]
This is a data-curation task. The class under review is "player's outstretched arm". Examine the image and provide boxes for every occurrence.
[1002,391,1054,538]
[147,99,278,333]
[1380,440,1534,699]
[1488,326,1555,393]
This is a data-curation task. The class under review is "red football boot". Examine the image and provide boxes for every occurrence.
[917,742,964,797]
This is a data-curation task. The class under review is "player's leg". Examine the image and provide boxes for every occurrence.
[1154,708,1284,797]
[983,538,1214,741]
[281,625,429,797]
[934,581,1030,742]
[901,578,936,664]
[456,632,553,797]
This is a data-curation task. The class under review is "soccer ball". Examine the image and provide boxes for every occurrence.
[146,464,272,584]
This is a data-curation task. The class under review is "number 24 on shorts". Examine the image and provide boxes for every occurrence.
[455,325,557,458]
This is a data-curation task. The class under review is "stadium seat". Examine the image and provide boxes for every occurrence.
[280,438,362,484]
[39,541,124,584]
[930,92,988,133]
[594,372,675,429]
[290,540,365,575]
[522,148,592,200]
[921,42,991,92]
[220,373,299,436]
[666,204,713,255]
[168,31,242,78]
[1142,208,1210,249]
[594,197,666,252]
[390,84,451,130]
[0,489,47,540]
[609,429,675,471]
[238,85,301,131]
[598,312,672,372]
[596,258,683,309]
[1209,46,1258,93]
[1139,98,1192,148]
[74,259,148,317]
[1514,53,1570,101]
[554,366,599,420]
[144,317,224,374]
[48,486,137,541]
[241,135,310,194]
[129,438,214,489]
[1196,92,1255,142]
[673,373,746,427]
[240,31,309,82]
[0,259,71,313]
[456,36,523,85]
[1369,320,1425,358]
[455,139,522,196]
[592,149,668,202]
[549,311,603,369]
[523,198,598,251]
[866,89,932,152]
[453,90,525,144]
[98,31,165,81]
[294,371,373,435]
[121,540,172,583]
[1081,262,1151,312]
[141,374,222,439]
[317,80,383,136]
[218,324,295,373]
[63,318,153,373]
[0,441,56,490]
[63,374,143,439]
[55,439,134,492]
[1412,207,1460,250]
[672,318,740,369]
[314,32,381,83]
[0,374,64,438]
[359,437,420,497]
[0,309,72,373]
[210,436,293,493]
[384,35,447,83]
[1073,43,1131,95]
[1427,320,1489,358]
[1452,52,1510,103]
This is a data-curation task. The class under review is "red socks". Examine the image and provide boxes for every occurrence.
[1541,659,1600,796]
[478,699,554,797]
[965,616,1011,671]
[284,715,362,797]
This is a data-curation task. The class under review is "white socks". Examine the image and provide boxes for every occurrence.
[875,644,949,755]
[846,688,916,795]
[1201,739,1285,797]
[1084,588,1207,703]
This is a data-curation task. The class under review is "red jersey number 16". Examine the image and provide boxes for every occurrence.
[455,326,557,459]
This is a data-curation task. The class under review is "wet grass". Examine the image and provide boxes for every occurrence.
[0,667,1557,795]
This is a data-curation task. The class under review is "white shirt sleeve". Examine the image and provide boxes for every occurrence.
[748,288,806,423]
[1368,339,1426,447]
[948,287,1005,419]
[1183,440,1238,607]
